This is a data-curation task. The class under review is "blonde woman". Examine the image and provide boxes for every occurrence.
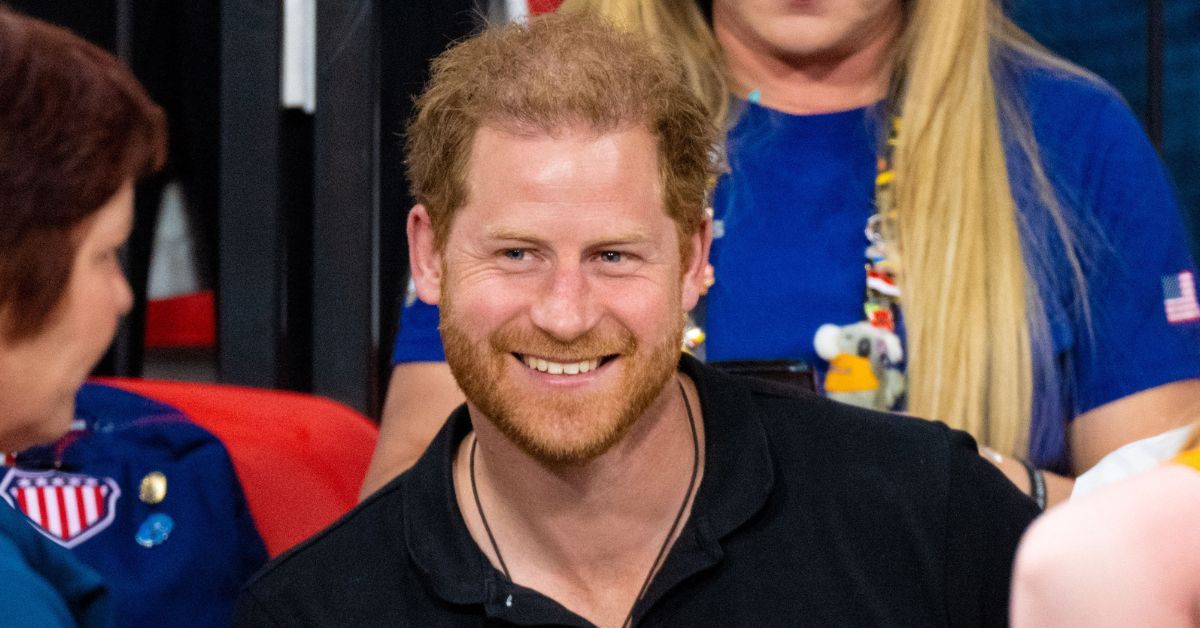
[363,0,1200,508]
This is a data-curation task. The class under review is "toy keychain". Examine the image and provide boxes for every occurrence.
[814,115,906,411]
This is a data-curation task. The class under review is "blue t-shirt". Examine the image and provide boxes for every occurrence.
[391,67,1200,471]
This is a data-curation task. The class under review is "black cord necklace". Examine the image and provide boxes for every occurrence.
[469,378,701,628]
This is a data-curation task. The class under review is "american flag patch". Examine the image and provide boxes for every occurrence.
[0,468,120,548]
[1163,271,1200,323]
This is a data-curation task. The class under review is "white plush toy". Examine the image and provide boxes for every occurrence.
[813,321,905,411]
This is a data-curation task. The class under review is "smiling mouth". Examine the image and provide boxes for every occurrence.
[515,353,616,375]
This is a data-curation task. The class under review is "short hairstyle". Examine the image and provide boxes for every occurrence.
[0,6,166,341]
[405,12,718,252]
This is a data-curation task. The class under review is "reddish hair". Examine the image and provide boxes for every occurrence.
[0,6,166,341]
[406,12,717,256]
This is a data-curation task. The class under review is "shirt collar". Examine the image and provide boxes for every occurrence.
[679,353,775,539]
[402,354,776,617]
[402,405,489,605]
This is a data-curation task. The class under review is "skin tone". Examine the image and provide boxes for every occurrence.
[364,361,463,497]
[362,0,1200,508]
[407,124,710,626]
[713,0,903,114]
[0,181,135,452]
[1011,464,1200,626]
[1071,382,1200,473]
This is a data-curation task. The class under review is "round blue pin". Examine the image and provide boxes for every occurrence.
[135,513,174,548]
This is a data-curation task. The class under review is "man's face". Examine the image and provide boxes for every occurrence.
[410,125,708,465]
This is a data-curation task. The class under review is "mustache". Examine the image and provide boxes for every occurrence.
[488,324,637,360]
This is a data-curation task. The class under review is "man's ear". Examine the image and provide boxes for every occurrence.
[681,215,713,311]
[407,204,443,305]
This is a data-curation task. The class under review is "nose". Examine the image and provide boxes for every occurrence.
[528,261,598,342]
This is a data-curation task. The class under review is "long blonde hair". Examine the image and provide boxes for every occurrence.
[561,0,1089,459]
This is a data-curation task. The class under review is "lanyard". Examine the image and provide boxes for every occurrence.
[812,113,906,411]
[685,108,907,412]
[864,115,902,331]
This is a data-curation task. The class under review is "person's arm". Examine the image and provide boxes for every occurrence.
[980,381,1200,508]
[990,83,1200,502]
[980,450,1073,509]
[1070,379,1200,474]
[358,362,463,500]
[1011,464,1200,627]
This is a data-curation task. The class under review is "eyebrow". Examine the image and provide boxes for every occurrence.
[485,228,654,248]
[485,228,542,244]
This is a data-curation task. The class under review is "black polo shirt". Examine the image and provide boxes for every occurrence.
[235,355,1038,626]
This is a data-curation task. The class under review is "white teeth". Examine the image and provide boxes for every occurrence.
[521,355,602,375]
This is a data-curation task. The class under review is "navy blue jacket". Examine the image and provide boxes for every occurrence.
[2,384,267,627]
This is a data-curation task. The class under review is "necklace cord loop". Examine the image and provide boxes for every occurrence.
[468,377,701,628]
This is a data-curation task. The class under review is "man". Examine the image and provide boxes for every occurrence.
[235,14,1037,626]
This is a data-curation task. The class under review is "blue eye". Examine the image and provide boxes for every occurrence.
[503,249,526,261]
[599,251,623,263]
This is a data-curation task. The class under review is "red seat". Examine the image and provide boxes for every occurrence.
[98,378,378,557]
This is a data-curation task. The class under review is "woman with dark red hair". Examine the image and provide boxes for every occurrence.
[0,6,165,624]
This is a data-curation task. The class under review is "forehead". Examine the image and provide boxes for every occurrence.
[78,181,135,246]
[457,124,667,232]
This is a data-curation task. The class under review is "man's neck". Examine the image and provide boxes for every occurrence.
[715,14,899,115]
[453,373,705,626]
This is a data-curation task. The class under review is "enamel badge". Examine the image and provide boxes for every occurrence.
[0,468,121,548]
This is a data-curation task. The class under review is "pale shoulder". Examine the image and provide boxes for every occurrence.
[1026,464,1200,549]
[1012,465,1200,627]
